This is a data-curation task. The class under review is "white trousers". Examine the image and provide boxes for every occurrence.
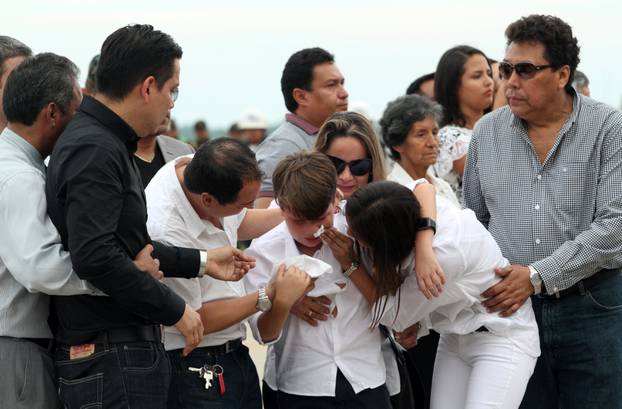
[430,332,536,409]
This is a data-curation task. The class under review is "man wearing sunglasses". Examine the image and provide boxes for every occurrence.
[463,14,622,409]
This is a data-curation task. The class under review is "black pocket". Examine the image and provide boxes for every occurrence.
[58,373,103,409]
[123,341,160,371]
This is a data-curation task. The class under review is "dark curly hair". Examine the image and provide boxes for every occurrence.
[380,94,443,161]
[505,15,580,93]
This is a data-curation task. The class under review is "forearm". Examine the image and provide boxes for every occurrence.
[257,297,291,343]
[348,267,379,306]
[199,287,275,334]
[152,242,201,278]
[413,183,436,220]
[238,208,282,240]
[533,220,622,293]
[253,196,273,209]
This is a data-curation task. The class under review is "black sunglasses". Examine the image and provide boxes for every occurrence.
[327,155,372,176]
[498,61,552,80]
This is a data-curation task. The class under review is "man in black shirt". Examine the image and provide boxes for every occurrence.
[46,25,254,409]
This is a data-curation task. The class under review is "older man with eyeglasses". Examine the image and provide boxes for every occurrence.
[463,14,622,409]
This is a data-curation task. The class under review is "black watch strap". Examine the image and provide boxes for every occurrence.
[416,217,436,234]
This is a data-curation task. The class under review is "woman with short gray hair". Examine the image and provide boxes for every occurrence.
[380,94,460,208]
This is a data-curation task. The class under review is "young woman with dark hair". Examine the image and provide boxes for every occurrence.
[433,45,494,202]
[343,181,540,409]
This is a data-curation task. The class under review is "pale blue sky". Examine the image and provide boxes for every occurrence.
[5,0,621,128]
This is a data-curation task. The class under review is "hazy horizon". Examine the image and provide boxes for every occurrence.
[5,0,621,129]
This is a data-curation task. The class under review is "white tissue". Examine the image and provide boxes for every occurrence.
[313,225,325,238]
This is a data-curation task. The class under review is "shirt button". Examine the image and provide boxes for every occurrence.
[535,204,540,210]
[535,238,541,244]
[537,174,542,180]
[563,168,568,172]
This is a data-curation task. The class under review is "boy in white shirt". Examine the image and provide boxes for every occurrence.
[145,138,310,409]
[244,152,392,409]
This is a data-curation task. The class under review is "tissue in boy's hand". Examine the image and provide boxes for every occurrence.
[271,255,347,297]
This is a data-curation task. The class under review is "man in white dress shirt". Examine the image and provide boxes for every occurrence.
[0,53,160,409]
[145,138,287,409]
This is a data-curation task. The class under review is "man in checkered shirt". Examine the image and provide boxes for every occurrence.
[464,14,622,409]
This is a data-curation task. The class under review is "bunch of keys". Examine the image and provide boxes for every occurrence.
[188,364,226,396]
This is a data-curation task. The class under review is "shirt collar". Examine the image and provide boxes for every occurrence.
[166,157,209,239]
[80,96,139,153]
[1,127,46,174]
[285,113,319,135]
[389,162,415,186]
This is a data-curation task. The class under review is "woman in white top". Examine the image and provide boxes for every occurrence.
[381,94,461,208]
[433,45,494,202]
[340,181,539,409]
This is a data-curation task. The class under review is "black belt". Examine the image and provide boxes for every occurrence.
[539,268,621,299]
[60,325,162,345]
[194,338,243,356]
[475,326,489,333]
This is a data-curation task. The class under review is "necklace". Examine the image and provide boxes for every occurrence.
[134,152,154,163]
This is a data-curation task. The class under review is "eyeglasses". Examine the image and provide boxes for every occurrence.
[498,62,552,80]
[170,87,179,102]
[327,155,372,176]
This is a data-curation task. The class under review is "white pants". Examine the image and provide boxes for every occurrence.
[430,332,536,409]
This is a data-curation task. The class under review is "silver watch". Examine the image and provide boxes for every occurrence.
[528,265,542,295]
[256,287,272,312]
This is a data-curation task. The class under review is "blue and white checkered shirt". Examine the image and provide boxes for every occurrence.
[463,92,622,295]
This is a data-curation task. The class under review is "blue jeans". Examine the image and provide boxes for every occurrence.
[167,344,261,409]
[54,340,171,409]
[520,273,622,409]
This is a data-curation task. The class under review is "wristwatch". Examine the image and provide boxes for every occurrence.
[256,287,272,312]
[343,260,360,278]
[528,265,543,295]
[416,217,436,235]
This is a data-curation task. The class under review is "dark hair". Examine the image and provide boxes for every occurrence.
[315,111,386,182]
[194,120,207,131]
[434,45,490,127]
[84,54,100,94]
[406,72,435,96]
[4,53,79,126]
[184,138,261,205]
[96,24,182,100]
[346,181,421,325]
[505,15,580,93]
[380,94,443,161]
[0,36,32,78]
[273,152,337,220]
[281,47,334,113]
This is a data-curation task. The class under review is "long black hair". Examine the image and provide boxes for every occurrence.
[434,45,490,127]
[346,181,421,325]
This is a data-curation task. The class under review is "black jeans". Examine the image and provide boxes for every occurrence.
[55,340,171,409]
[167,344,261,409]
[276,369,392,409]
